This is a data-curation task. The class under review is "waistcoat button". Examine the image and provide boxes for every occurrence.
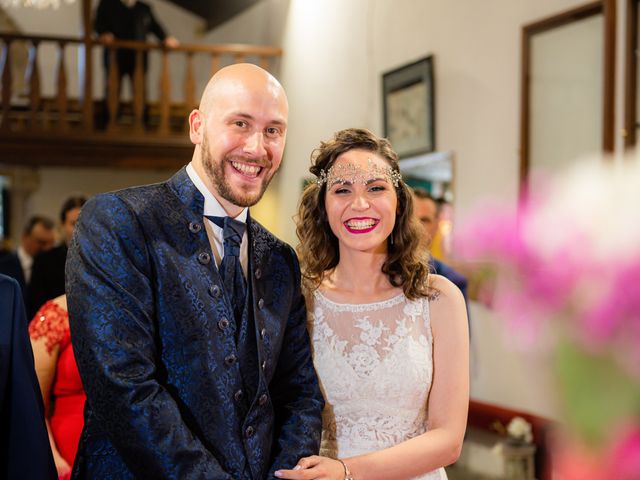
[188,222,202,233]
[218,318,230,331]
[198,252,211,265]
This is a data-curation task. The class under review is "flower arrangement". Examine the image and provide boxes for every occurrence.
[457,153,640,479]
[507,417,534,445]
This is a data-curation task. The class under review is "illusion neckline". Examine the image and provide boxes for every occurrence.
[313,288,406,311]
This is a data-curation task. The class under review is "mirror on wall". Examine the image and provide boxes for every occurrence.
[521,2,615,185]
[625,0,640,147]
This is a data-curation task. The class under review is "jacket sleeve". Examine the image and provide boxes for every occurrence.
[94,0,111,35]
[145,3,168,41]
[266,247,324,477]
[66,194,233,479]
[0,275,57,480]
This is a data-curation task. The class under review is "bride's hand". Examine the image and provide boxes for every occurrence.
[274,455,346,479]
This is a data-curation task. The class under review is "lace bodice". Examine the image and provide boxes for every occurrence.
[309,290,446,480]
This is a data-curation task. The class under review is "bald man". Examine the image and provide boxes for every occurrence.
[66,64,324,479]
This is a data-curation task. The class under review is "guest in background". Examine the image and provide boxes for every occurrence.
[30,294,84,480]
[94,0,179,107]
[28,196,86,318]
[412,188,468,303]
[0,215,55,301]
[0,274,57,480]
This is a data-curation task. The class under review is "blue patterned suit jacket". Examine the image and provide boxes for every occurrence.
[66,168,324,479]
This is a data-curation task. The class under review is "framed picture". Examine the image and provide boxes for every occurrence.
[382,56,435,157]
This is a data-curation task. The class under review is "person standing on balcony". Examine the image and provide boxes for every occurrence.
[94,0,179,112]
[66,63,324,479]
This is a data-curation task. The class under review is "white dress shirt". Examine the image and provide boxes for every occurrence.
[186,163,249,276]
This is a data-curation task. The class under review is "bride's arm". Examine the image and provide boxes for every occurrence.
[31,335,72,476]
[275,275,470,480]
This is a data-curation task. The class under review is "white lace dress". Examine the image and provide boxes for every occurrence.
[309,290,447,480]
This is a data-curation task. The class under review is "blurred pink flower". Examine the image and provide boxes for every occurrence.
[456,154,640,460]
[605,425,640,479]
[456,157,640,357]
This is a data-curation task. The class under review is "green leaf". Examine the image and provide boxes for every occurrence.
[555,338,640,447]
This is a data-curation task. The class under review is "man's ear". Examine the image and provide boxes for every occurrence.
[189,109,204,145]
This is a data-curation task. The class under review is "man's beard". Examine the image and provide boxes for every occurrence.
[201,137,275,208]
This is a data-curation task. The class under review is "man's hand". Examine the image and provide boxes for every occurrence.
[98,32,115,44]
[164,36,180,48]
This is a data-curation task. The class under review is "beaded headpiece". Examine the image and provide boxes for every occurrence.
[316,159,402,187]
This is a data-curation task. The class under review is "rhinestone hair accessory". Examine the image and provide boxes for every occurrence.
[316,159,402,187]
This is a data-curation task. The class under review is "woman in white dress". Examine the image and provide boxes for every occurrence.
[275,129,469,480]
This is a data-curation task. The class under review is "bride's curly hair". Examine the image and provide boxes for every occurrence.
[295,128,433,300]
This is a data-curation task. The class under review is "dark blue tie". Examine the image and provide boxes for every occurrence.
[206,216,247,325]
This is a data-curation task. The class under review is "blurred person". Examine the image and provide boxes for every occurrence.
[94,0,179,114]
[0,274,57,480]
[412,188,468,303]
[28,196,86,319]
[0,215,55,299]
[278,129,469,480]
[29,294,84,480]
[66,64,323,478]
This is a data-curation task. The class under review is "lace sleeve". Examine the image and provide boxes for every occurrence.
[28,301,69,355]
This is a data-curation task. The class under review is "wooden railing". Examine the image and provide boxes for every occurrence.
[0,32,282,137]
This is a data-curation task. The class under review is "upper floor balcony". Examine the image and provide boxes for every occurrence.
[0,30,282,169]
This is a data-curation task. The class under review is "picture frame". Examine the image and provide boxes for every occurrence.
[382,56,435,158]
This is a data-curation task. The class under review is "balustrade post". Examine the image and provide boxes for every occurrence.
[133,48,145,132]
[158,48,171,134]
[210,54,220,78]
[0,39,11,131]
[25,40,41,131]
[184,52,195,131]
[80,0,93,131]
[56,41,68,131]
[106,46,119,132]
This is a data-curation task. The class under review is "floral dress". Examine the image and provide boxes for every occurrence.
[309,290,446,480]
[29,300,86,470]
